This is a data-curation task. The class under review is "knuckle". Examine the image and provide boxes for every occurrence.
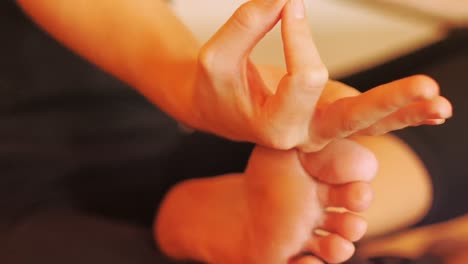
[198,45,217,72]
[394,107,424,126]
[342,110,366,133]
[231,2,261,32]
[198,44,235,77]
[341,118,364,134]
[396,113,413,125]
[299,66,329,89]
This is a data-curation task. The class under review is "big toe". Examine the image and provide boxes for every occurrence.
[300,139,378,185]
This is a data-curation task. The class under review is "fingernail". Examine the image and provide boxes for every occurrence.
[292,0,305,19]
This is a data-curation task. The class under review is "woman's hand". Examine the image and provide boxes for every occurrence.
[18,0,451,152]
[260,64,452,150]
[186,0,451,152]
[186,0,328,151]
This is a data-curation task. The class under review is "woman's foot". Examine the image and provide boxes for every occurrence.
[155,139,377,264]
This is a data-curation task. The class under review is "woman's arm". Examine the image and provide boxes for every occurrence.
[16,0,452,152]
[17,0,200,124]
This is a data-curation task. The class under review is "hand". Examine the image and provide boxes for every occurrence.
[187,0,326,150]
[260,64,452,151]
[187,0,451,152]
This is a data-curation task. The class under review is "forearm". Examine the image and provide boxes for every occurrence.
[17,0,200,124]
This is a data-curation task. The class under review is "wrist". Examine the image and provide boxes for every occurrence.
[173,62,204,131]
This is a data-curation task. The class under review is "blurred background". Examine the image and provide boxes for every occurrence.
[172,0,467,78]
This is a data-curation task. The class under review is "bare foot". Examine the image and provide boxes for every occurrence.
[155,139,377,264]
[244,140,376,264]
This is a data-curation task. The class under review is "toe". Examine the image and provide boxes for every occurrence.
[303,233,355,263]
[300,139,378,184]
[289,255,324,264]
[319,182,373,212]
[320,212,367,242]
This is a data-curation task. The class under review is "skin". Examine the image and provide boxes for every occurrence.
[15,0,454,263]
[154,77,449,264]
[156,139,378,264]
[15,0,451,152]
[358,215,468,264]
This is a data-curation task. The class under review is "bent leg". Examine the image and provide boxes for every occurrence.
[358,214,468,261]
[353,134,433,238]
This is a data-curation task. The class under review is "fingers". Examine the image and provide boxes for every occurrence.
[299,139,378,184]
[261,0,328,150]
[316,75,440,140]
[319,182,374,212]
[356,95,452,136]
[201,0,287,71]
[317,80,361,105]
